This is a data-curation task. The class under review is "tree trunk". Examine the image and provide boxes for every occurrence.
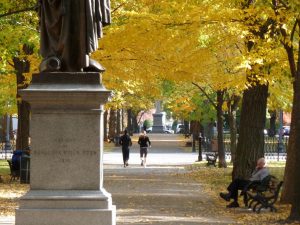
[131,111,139,133]
[13,45,32,151]
[16,102,30,150]
[227,95,240,163]
[116,109,121,135]
[216,91,226,168]
[9,116,14,141]
[232,83,268,179]
[206,120,215,151]
[269,110,276,137]
[228,110,237,163]
[281,27,300,210]
[0,116,4,143]
[127,109,133,135]
[287,70,300,220]
[2,115,8,147]
[190,120,200,153]
[121,109,127,130]
[108,109,117,141]
[103,110,108,142]
[184,120,190,134]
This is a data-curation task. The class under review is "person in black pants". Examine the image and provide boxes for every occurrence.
[220,158,269,208]
[119,130,132,167]
[138,130,151,167]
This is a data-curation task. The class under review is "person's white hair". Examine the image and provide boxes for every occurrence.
[257,157,266,166]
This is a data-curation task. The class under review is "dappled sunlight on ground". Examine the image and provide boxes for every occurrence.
[0,176,28,216]
[117,214,229,224]
[104,165,236,225]
[184,163,300,225]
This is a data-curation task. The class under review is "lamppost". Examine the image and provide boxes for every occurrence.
[277,110,284,161]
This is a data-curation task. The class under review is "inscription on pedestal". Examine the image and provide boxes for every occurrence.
[30,113,101,190]
[33,150,97,163]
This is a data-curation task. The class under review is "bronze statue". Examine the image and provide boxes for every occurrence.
[38,0,111,72]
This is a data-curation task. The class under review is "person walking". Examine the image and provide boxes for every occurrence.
[138,130,151,167]
[119,130,132,167]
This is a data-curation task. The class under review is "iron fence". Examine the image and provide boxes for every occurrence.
[198,134,289,161]
[0,141,16,159]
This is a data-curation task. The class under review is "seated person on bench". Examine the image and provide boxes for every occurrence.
[219,157,269,208]
[11,150,23,171]
[11,147,30,169]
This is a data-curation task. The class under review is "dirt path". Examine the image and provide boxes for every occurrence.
[104,165,237,225]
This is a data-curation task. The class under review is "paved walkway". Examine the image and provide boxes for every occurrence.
[0,134,236,225]
[104,133,199,166]
[103,134,235,224]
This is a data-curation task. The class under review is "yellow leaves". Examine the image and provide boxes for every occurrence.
[0,73,17,114]
[0,173,29,216]
[96,0,297,114]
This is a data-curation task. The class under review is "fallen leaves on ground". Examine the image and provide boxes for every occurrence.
[0,175,29,216]
[182,163,300,225]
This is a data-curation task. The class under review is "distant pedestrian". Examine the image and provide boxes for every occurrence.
[119,130,132,167]
[138,130,151,167]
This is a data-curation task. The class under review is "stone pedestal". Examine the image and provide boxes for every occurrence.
[16,72,116,225]
[152,112,166,133]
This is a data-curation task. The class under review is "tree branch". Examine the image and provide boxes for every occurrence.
[235,43,243,54]
[0,5,38,18]
[290,18,299,43]
[297,20,300,74]
[191,82,217,109]
[7,61,14,67]
[278,0,289,9]
[231,95,241,111]
[112,3,126,14]
[137,111,145,124]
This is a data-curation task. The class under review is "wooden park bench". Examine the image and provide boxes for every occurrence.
[7,160,20,182]
[206,152,218,167]
[245,175,283,213]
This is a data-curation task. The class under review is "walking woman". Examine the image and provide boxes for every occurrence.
[138,130,151,167]
[119,130,132,167]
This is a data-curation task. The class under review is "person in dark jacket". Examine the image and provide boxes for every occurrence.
[138,130,151,167]
[119,130,132,167]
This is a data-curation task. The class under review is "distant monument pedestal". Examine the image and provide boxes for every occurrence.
[151,101,166,133]
[16,72,116,225]
[152,113,165,133]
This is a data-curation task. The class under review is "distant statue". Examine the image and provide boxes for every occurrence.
[155,100,162,113]
[37,0,111,72]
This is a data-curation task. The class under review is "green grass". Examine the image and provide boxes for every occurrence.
[267,161,285,181]
[0,159,10,175]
